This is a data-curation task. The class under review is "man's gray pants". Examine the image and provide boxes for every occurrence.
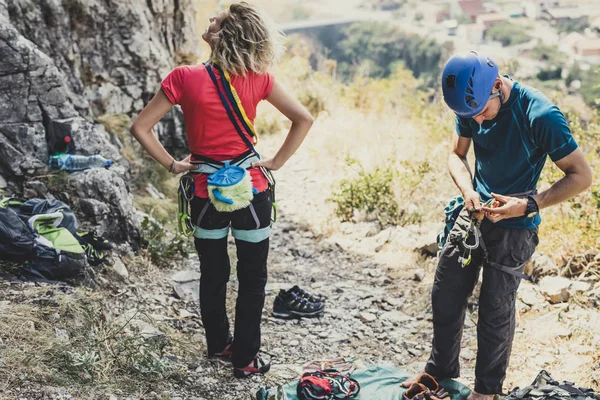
[425,210,539,394]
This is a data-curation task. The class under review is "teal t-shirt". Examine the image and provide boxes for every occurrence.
[456,79,578,229]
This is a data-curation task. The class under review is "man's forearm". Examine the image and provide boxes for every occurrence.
[448,153,475,196]
[534,171,592,210]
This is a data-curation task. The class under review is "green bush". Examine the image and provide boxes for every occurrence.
[537,66,562,81]
[331,161,430,226]
[487,22,531,47]
[580,68,600,109]
[141,216,191,269]
[319,21,453,82]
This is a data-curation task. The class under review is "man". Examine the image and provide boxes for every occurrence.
[402,51,592,399]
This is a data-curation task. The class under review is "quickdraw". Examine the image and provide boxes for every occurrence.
[459,198,494,267]
[297,369,360,400]
[177,174,196,237]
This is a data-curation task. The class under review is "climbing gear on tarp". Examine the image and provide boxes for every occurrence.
[297,369,360,400]
[303,358,358,375]
[503,370,600,400]
[177,174,196,236]
[257,364,473,400]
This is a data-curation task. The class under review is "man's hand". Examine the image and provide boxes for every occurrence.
[481,193,527,223]
[464,190,485,221]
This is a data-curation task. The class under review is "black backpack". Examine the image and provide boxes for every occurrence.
[0,198,87,280]
[504,371,600,400]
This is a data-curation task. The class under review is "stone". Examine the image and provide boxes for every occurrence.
[414,269,425,282]
[461,348,476,360]
[358,312,377,323]
[23,181,49,198]
[145,183,166,200]
[380,311,412,324]
[518,283,545,306]
[0,175,6,189]
[528,252,557,276]
[171,270,200,301]
[179,309,196,319]
[110,258,129,281]
[539,276,572,304]
[288,340,299,347]
[129,320,163,338]
[418,242,439,257]
[570,281,591,293]
[408,348,423,357]
[55,328,69,342]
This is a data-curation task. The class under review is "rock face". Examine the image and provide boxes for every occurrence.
[0,0,200,246]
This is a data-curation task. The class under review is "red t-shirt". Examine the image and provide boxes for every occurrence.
[161,64,274,197]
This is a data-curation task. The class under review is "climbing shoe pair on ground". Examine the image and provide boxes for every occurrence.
[210,337,271,378]
[272,285,326,319]
[403,373,450,400]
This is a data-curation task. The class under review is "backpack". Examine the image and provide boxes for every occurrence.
[0,198,87,280]
[504,370,600,400]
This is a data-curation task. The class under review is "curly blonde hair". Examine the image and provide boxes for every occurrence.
[210,2,283,76]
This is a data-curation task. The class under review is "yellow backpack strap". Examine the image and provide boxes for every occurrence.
[218,65,260,145]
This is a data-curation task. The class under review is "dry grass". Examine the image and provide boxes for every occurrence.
[0,283,205,397]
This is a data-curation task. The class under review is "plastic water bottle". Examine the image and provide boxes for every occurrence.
[48,154,112,171]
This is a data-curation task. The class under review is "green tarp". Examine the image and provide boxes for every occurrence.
[257,364,472,400]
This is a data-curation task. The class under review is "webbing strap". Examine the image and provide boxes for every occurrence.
[478,234,533,281]
[193,225,230,240]
[231,226,271,243]
[217,63,260,145]
[204,63,258,156]
[190,153,260,174]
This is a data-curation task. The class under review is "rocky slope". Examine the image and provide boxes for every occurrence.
[0,0,198,244]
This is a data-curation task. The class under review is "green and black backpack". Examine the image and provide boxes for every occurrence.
[0,197,87,280]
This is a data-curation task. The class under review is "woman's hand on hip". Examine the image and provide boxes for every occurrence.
[172,159,196,174]
[252,157,281,171]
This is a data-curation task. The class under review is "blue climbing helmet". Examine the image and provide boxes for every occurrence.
[441,51,499,118]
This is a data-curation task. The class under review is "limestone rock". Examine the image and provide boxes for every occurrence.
[539,276,572,304]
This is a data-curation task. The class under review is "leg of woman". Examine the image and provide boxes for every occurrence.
[191,196,233,356]
[229,190,272,368]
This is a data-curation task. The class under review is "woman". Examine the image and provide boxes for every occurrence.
[130,2,313,377]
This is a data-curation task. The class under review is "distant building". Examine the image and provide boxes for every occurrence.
[457,23,485,43]
[524,0,561,20]
[542,7,587,24]
[476,13,508,29]
[451,0,485,22]
[590,15,600,33]
[559,31,586,54]
[415,3,450,25]
[573,38,600,64]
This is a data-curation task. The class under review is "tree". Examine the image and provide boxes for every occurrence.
[487,22,531,47]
